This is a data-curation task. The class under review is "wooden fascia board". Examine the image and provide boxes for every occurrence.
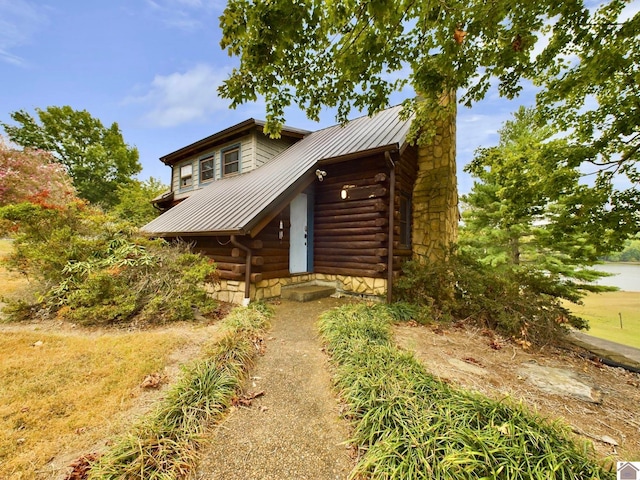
[160,121,310,166]
[160,121,258,165]
[317,144,400,166]
[243,171,317,238]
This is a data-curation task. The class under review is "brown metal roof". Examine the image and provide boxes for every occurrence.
[142,105,413,237]
[159,119,310,166]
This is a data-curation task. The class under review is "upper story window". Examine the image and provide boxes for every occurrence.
[200,156,214,182]
[223,147,240,176]
[180,164,193,187]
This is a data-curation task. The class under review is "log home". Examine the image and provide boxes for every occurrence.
[143,105,458,304]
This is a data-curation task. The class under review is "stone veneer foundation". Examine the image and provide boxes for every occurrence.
[206,274,387,304]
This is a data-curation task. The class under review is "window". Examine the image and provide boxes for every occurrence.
[180,164,193,187]
[200,156,214,182]
[399,193,411,247]
[223,147,240,176]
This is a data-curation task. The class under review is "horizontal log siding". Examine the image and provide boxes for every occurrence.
[314,155,390,278]
[168,148,416,290]
[176,208,290,281]
[250,207,290,279]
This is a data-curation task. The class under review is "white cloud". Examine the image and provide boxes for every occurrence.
[126,64,233,127]
[0,0,47,66]
[144,0,223,30]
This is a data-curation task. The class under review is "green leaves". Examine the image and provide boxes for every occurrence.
[460,107,626,301]
[1,106,141,208]
[219,0,638,219]
[535,0,639,200]
[218,0,592,129]
[318,305,611,479]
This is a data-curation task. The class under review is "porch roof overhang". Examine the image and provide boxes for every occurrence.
[142,105,413,238]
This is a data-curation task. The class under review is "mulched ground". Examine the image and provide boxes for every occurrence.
[394,322,640,461]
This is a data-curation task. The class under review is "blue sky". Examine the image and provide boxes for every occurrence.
[0,0,538,195]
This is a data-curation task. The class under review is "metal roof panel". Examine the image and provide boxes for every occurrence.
[142,105,413,236]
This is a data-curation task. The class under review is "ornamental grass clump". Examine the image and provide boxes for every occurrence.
[318,304,613,480]
[88,303,271,479]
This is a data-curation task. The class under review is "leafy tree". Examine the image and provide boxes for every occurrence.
[112,177,168,227]
[218,0,638,235]
[535,0,639,199]
[1,106,141,208]
[219,0,636,146]
[460,107,622,300]
[602,235,640,262]
[0,138,75,207]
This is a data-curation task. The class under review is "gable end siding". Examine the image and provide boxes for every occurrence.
[170,135,257,199]
[255,134,298,168]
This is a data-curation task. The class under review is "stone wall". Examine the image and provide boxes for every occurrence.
[207,273,387,304]
[412,93,459,263]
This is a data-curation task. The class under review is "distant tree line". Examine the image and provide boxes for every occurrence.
[602,236,640,263]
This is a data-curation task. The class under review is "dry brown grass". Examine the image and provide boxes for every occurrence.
[0,238,30,299]
[0,240,228,478]
[0,329,194,479]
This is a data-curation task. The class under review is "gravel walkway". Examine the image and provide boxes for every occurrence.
[196,297,355,480]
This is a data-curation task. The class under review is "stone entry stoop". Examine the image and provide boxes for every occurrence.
[281,284,336,302]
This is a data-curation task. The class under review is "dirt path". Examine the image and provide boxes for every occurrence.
[196,298,355,480]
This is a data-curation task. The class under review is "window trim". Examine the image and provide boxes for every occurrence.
[221,145,241,177]
[199,155,215,183]
[399,192,412,248]
[179,163,193,189]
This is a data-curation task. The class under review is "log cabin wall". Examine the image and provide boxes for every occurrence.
[395,145,418,267]
[314,154,388,278]
[314,148,418,279]
[249,207,291,280]
[175,147,418,303]
[179,208,290,284]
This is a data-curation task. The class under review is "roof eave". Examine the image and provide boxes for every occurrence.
[160,119,311,166]
[318,143,401,166]
[143,228,246,238]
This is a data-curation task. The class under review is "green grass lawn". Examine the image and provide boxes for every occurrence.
[569,291,640,348]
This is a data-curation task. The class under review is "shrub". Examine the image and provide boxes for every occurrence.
[0,201,219,326]
[394,250,587,345]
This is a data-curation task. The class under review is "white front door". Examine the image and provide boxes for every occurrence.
[290,193,308,273]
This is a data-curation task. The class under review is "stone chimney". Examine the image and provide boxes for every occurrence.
[411,92,459,263]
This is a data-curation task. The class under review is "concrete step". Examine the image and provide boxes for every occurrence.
[281,285,336,302]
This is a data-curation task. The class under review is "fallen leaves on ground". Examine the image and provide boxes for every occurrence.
[140,372,165,389]
[64,452,100,480]
[232,390,265,408]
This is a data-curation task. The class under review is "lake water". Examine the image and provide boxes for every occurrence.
[591,263,640,292]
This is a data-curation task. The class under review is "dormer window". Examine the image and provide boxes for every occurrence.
[223,147,240,176]
[200,156,214,182]
[180,164,193,187]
